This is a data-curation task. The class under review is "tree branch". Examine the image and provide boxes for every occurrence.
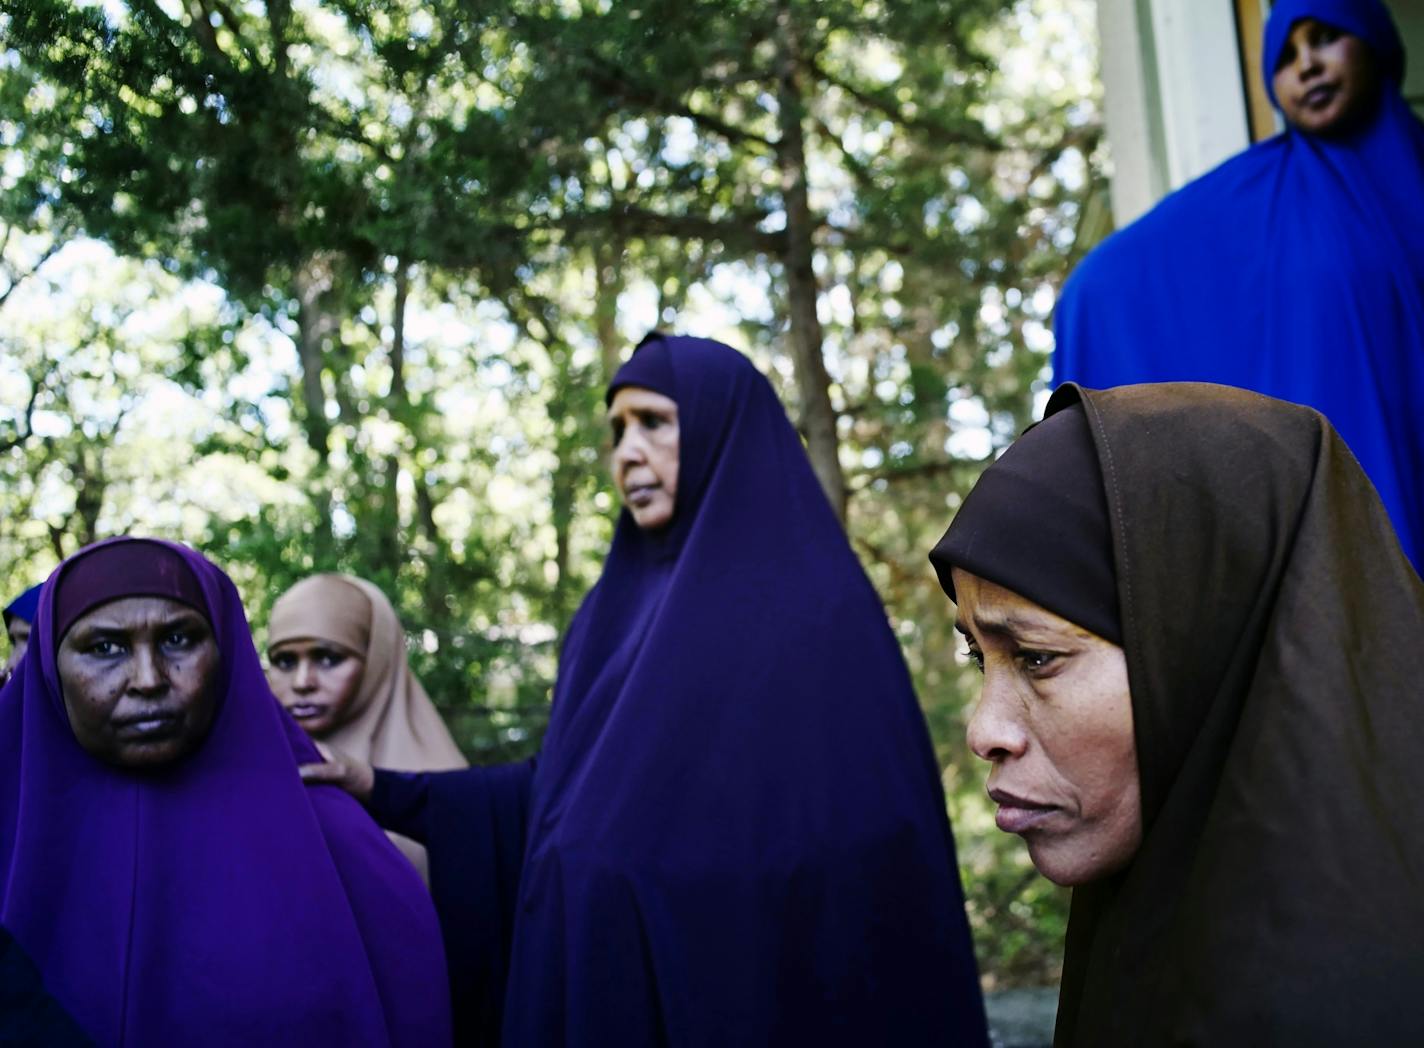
[0,373,45,454]
[814,59,1002,151]
[0,240,63,312]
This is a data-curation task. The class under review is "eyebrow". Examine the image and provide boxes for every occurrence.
[71,613,209,638]
[956,611,1087,641]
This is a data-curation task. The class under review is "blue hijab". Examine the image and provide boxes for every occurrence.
[3,584,42,629]
[1054,0,1424,573]
[501,335,987,1045]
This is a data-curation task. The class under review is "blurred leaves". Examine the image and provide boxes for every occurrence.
[0,0,1105,985]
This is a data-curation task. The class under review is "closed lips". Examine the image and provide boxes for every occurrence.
[988,788,1060,833]
[114,711,181,735]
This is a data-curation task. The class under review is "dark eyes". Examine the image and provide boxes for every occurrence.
[271,650,346,670]
[84,631,197,657]
[960,644,1061,676]
[1019,650,1058,672]
[1276,25,1343,71]
[609,411,669,446]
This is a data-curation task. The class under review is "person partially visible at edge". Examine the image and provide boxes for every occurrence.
[303,334,990,1047]
[2,583,42,687]
[1053,0,1424,574]
[0,538,451,1047]
[930,382,1424,1046]
[266,574,467,881]
[1,924,92,1046]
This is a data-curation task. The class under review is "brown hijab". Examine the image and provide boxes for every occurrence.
[268,575,467,877]
[968,383,1424,1045]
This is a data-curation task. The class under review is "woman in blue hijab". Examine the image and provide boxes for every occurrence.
[306,334,988,1046]
[2,583,42,687]
[1053,0,1424,573]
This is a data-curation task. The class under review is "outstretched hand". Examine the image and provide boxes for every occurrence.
[299,748,375,804]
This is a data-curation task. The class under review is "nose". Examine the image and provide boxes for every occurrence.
[612,427,648,474]
[966,671,1029,764]
[293,659,317,692]
[127,643,168,697]
[1295,42,1323,80]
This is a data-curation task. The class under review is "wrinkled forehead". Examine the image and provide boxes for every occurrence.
[606,385,679,415]
[65,595,211,634]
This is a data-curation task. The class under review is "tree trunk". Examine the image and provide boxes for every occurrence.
[390,261,409,402]
[593,241,625,383]
[292,255,336,461]
[774,1,846,521]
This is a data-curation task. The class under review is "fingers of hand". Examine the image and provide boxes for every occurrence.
[298,761,342,783]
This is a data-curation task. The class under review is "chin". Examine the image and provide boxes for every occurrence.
[631,503,675,531]
[1029,839,1137,888]
[110,737,195,771]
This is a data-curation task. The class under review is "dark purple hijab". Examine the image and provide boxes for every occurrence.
[0,538,451,1047]
[502,336,987,1045]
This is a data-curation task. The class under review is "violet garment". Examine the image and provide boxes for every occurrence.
[371,763,534,1047]
[374,335,988,1046]
[0,925,91,1046]
[1053,0,1424,573]
[0,538,451,1047]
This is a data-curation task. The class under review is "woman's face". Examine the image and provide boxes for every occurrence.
[1272,19,1379,136]
[3,617,31,684]
[267,639,365,737]
[57,596,220,769]
[608,386,680,531]
[954,568,1142,887]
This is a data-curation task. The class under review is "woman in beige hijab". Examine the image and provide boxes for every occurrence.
[267,574,466,878]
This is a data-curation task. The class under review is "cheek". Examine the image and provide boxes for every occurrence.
[59,677,118,747]
[653,445,678,487]
[326,664,366,712]
[175,651,222,719]
[1041,664,1137,807]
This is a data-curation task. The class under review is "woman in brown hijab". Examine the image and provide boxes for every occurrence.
[267,574,466,876]
[930,382,1424,1045]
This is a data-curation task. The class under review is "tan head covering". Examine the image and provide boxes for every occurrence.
[268,574,467,771]
[269,574,467,879]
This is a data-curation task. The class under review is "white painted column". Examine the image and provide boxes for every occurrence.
[1096,0,1252,226]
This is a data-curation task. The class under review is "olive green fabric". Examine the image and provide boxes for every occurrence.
[1051,382,1424,1046]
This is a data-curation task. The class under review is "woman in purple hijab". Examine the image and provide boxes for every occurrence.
[312,335,988,1045]
[0,538,451,1047]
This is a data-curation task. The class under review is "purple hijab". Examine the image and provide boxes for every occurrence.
[502,336,988,1045]
[0,538,451,1047]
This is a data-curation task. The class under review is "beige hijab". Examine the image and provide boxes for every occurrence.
[268,574,467,878]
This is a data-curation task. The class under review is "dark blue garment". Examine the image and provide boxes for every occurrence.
[0,924,92,1046]
[369,764,534,1048]
[500,336,986,1045]
[1054,0,1424,573]
[2,585,41,629]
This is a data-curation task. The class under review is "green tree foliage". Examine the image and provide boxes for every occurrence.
[1,0,1107,985]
